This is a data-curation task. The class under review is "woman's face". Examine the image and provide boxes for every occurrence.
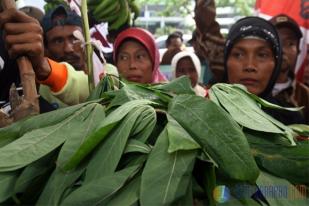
[227,38,275,95]
[116,40,153,84]
[176,57,198,87]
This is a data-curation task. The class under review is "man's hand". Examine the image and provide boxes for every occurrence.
[0,8,51,80]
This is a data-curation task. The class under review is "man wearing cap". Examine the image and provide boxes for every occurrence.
[41,5,86,72]
[39,5,89,108]
[270,14,309,123]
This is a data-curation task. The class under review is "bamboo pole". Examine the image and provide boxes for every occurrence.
[81,0,95,93]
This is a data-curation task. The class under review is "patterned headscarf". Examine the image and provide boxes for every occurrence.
[113,27,167,83]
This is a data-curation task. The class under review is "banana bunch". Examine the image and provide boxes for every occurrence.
[44,0,67,13]
[88,0,140,31]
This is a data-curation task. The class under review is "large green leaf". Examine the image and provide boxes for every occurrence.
[14,150,57,194]
[210,84,296,145]
[36,165,86,206]
[87,74,117,101]
[289,124,309,136]
[210,84,283,134]
[124,139,152,154]
[0,104,96,172]
[166,114,200,153]
[84,106,149,183]
[108,84,163,108]
[140,128,196,205]
[152,76,195,95]
[57,104,106,167]
[256,171,309,206]
[61,164,141,206]
[232,84,302,112]
[0,102,92,147]
[245,131,309,185]
[105,175,141,206]
[130,105,157,143]
[63,99,156,171]
[168,95,259,182]
[0,171,20,203]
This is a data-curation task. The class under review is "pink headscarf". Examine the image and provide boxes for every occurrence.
[113,27,167,83]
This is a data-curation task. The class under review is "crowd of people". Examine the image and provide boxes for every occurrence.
[0,3,308,126]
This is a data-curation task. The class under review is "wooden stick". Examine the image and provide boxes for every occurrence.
[1,0,39,119]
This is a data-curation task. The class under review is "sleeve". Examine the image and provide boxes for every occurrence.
[39,58,89,106]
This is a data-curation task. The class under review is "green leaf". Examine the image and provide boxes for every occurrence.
[84,107,144,182]
[36,165,86,206]
[63,99,156,171]
[61,165,141,206]
[87,74,117,101]
[14,150,57,194]
[124,139,152,154]
[0,104,96,172]
[0,171,20,203]
[0,102,94,147]
[105,175,141,206]
[168,95,259,182]
[140,128,197,205]
[211,84,296,145]
[152,76,195,95]
[208,88,221,106]
[256,171,309,206]
[166,114,200,153]
[210,84,284,134]
[289,124,309,136]
[108,84,163,108]
[245,131,309,185]
[232,84,303,111]
[130,103,157,143]
[57,104,106,167]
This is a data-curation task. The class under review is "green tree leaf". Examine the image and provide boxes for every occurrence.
[105,175,141,206]
[61,165,141,206]
[0,104,96,172]
[0,102,93,147]
[168,94,259,182]
[124,139,152,154]
[210,84,296,145]
[256,171,309,206]
[0,171,20,203]
[246,130,309,185]
[63,99,156,171]
[57,104,106,167]
[83,106,149,183]
[166,114,200,153]
[140,128,196,205]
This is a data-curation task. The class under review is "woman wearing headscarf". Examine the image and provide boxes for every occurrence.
[171,51,207,96]
[113,27,167,84]
[223,16,304,125]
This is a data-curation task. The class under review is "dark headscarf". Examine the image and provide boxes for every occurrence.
[224,16,282,98]
[113,27,167,83]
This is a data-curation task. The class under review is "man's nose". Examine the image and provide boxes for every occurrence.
[63,40,74,53]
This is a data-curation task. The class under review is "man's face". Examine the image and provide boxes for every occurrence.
[168,37,182,50]
[45,25,86,72]
[277,27,300,72]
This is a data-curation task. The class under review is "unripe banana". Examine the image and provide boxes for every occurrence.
[109,0,129,30]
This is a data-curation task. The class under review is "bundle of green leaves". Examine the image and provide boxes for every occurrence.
[0,76,308,205]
